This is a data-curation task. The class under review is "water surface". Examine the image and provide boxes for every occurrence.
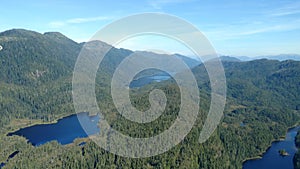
[243,126,300,169]
[8,112,99,146]
[130,75,171,88]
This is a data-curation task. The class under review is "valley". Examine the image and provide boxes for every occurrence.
[0,29,300,168]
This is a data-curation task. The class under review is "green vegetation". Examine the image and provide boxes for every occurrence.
[0,29,300,168]
[294,131,300,168]
[278,149,288,156]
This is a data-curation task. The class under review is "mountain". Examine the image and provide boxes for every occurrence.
[202,55,241,63]
[235,54,300,61]
[235,55,253,61]
[0,29,300,169]
[194,58,300,110]
[192,58,300,167]
[255,54,300,61]
[0,29,80,85]
[219,56,241,62]
[0,29,82,125]
[173,53,201,68]
[0,28,205,125]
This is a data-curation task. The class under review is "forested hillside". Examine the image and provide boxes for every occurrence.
[0,29,80,126]
[0,29,300,168]
[294,131,300,169]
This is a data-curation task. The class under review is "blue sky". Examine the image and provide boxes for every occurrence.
[1,0,300,56]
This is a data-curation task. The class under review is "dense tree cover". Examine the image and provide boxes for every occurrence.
[294,131,300,168]
[0,29,300,168]
[0,29,133,128]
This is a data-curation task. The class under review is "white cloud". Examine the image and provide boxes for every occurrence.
[267,1,300,17]
[67,16,112,24]
[270,10,300,17]
[48,16,113,28]
[202,19,300,41]
[236,26,286,36]
[237,22,300,36]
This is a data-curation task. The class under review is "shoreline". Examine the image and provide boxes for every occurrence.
[4,113,300,164]
[4,112,75,135]
[4,112,97,147]
[242,123,300,164]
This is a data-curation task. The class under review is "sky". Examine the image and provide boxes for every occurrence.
[1,0,300,57]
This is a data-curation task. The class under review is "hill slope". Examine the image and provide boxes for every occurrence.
[0,29,299,169]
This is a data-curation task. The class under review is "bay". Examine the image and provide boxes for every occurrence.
[243,126,300,169]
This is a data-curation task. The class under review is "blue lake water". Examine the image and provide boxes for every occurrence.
[7,112,99,146]
[7,74,170,146]
[7,73,300,169]
[0,151,19,168]
[130,75,171,88]
[243,126,300,169]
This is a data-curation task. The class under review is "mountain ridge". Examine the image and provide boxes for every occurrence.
[0,28,300,169]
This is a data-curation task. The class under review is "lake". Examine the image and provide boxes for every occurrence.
[9,74,300,168]
[243,126,300,169]
[8,74,170,146]
[7,112,99,146]
[130,74,171,88]
[6,110,300,169]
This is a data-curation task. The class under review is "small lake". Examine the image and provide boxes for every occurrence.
[243,126,300,169]
[130,75,171,88]
[8,112,99,146]
[8,74,170,146]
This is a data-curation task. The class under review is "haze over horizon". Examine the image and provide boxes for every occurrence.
[1,2,300,168]
[1,0,300,57]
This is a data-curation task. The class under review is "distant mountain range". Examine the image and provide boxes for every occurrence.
[215,54,300,62]
[1,28,300,169]
[201,54,300,63]
[234,54,300,61]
